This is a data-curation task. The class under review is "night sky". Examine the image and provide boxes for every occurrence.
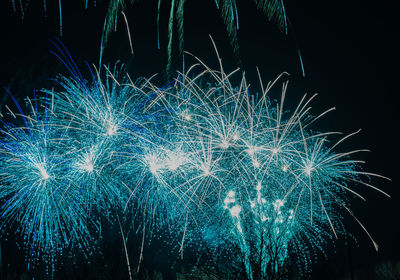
[0,0,398,279]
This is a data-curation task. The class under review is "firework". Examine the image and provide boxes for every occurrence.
[10,0,287,73]
[139,54,390,277]
[101,0,287,73]
[0,94,91,264]
[0,50,389,278]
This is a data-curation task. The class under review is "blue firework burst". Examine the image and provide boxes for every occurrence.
[0,53,390,278]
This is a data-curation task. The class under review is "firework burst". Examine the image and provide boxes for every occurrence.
[138,51,390,277]
[0,94,91,264]
[0,48,390,278]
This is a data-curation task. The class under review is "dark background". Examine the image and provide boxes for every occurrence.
[0,0,398,279]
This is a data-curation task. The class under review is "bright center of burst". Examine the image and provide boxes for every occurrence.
[219,139,230,149]
[271,147,279,155]
[83,161,94,173]
[203,168,211,176]
[304,164,313,176]
[181,111,192,121]
[229,205,241,218]
[201,164,212,176]
[246,145,260,156]
[39,167,50,180]
[106,124,118,136]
